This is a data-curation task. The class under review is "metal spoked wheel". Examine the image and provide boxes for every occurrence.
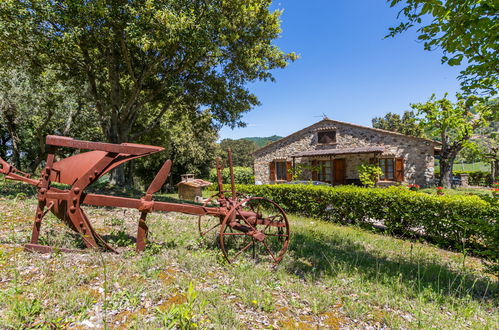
[197,191,247,241]
[219,197,290,265]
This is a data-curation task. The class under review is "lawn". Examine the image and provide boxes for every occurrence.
[434,160,491,172]
[0,185,497,328]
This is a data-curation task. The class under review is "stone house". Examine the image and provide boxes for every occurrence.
[253,118,439,186]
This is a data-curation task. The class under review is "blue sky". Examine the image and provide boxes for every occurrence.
[219,0,464,140]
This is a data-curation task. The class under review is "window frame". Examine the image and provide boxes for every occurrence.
[274,160,288,181]
[316,160,332,183]
[317,130,337,145]
[378,158,395,181]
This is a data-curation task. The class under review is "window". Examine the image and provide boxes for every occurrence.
[379,158,395,180]
[317,160,332,183]
[317,130,336,144]
[275,160,287,181]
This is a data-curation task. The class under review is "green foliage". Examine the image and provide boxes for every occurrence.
[219,138,257,167]
[155,282,205,329]
[209,167,254,185]
[287,163,320,181]
[10,298,42,326]
[372,111,425,137]
[0,66,99,172]
[452,170,493,187]
[387,0,499,95]
[0,0,297,150]
[234,184,499,271]
[242,135,282,147]
[134,108,219,187]
[413,94,496,187]
[357,163,383,187]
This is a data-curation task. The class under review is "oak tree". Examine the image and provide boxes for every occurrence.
[0,0,296,184]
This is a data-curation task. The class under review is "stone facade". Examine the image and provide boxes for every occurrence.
[253,119,437,186]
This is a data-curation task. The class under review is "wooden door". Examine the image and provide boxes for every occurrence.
[333,159,346,185]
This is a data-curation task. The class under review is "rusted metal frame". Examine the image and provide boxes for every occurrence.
[68,152,122,250]
[0,158,36,184]
[3,172,40,186]
[1,135,291,264]
[136,159,172,252]
[82,193,224,217]
[215,158,225,200]
[30,145,57,246]
[46,135,164,156]
[227,149,236,200]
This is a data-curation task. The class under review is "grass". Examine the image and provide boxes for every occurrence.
[0,181,498,328]
[434,160,490,172]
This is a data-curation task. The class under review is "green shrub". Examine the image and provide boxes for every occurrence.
[208,167,254,185]
[453,171,493,186]
[436,170,493,186]
[231,184,498,271]
[357,163,383,187]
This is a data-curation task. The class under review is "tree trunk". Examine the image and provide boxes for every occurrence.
[107,115,134,187]
[439,158,453,188]
[438,144,461,188]
[492,159,499,182]
[4,106,21,169]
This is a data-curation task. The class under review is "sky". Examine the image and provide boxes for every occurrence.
[218,0,464,140]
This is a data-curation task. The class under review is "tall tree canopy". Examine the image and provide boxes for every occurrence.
[0,0,296,183]
[387,0,499,95]
[412,94,496,187]
[219,138,258,167]
[0,66,98,172]
[372,111,424,137]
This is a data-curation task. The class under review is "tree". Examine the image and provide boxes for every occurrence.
[469,121,499,181]
[134,107,219,187]
[372,110,425,137]
[411,94,496,187]
[219,138,257,167]
[387,0,499,95]
[0,66,99,172]
[0,0,296,184]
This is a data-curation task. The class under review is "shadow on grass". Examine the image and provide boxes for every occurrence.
[285,230,498,304]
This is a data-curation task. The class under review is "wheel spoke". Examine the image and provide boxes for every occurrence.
[201,223,220,237]
[264,233,289,237]
[262,240,277,262]
[230,240,254,262]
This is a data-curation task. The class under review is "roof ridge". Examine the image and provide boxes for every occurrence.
[253,118,439,155]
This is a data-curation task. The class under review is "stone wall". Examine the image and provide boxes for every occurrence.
[253,120,436,186]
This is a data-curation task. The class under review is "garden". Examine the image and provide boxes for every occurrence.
[0,178,497,328]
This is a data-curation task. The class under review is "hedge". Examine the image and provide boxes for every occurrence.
[453,171,493,187]
[233,184,498,269]
[208,167,254,185]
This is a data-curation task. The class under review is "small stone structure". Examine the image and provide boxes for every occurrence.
[458,173,469,187]
[176,174,211,201]
[253,118,440,187]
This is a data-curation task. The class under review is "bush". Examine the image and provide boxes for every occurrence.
[357,163,383,187]
[231,184,499,271]
[208,167,254,185]
[437,170,493,186]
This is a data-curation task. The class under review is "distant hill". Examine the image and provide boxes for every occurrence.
[243,135,282,147]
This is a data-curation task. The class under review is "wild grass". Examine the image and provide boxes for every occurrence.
[0,181,497,328]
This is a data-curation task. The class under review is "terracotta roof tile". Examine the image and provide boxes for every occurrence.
[292,146,385,157]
